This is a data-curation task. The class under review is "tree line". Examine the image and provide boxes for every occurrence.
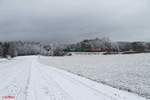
[1,38,150,58]
[0,41,44,58]
[64,38,150,54]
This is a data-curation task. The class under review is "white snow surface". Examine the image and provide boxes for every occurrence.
[40,53,150,99]
[0,56,148,100]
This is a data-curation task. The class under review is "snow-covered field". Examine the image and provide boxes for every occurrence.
[40,53,150,99]
[0,56,148,100]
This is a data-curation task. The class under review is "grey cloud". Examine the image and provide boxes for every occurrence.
[0,0,150,43]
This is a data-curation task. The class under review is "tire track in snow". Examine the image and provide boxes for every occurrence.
[37,63,115,100]
[0,59,32,100]
[34,60,74,100]
[16,60,32,100]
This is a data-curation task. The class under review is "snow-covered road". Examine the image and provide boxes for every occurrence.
[0,56,148,100]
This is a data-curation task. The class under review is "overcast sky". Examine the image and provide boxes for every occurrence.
[0,0,150,43]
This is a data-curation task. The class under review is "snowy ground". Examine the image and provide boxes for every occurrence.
[40,53,150,99]
[0,56,148,100]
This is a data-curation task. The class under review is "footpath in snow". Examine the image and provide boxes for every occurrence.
[0,56,148,100]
